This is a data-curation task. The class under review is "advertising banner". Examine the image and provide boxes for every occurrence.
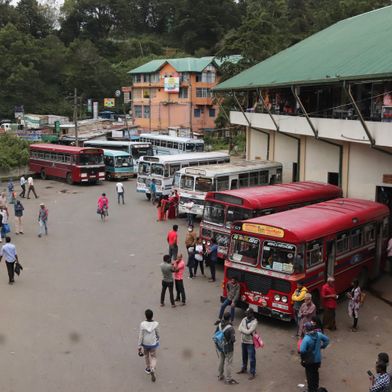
[164,77,180,93]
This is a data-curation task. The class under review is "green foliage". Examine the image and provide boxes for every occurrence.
[0,134,30,170]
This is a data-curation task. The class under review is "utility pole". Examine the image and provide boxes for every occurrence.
[73,88,79,146]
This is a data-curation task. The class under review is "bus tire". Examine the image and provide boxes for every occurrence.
[145,193,151,201]
[40,169,47,180]
[106,173,112,181]
[358,268,369,288]
[66,173,73,185]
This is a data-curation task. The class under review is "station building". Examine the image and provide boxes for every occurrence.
[214,6,392,212]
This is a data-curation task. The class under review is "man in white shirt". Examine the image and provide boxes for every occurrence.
[0,236,19,284]
[116,182,125,204]
[19,175,27,198]
[27,176,38,199]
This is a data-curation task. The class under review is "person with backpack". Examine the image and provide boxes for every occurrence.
[237,308,258,380]
[300,322,330,392]
[138,309,160,383]
[214,311,238,385]
[347,279,361,332]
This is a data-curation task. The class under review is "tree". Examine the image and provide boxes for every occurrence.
[16,0,53,38]
[0,134,30,170]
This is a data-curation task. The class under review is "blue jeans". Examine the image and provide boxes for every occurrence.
[241,343,256,375]
[219,298,235,321]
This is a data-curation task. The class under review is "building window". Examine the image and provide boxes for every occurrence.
[150,73,159,83]
[150,88,157,98]
[133,89,142,99]
[179,88,188,99]
[134,105,142,118]
[194,108,201,118]
[144,74,150,83]
[143,89,150,99]
[195,73,202,82]
[180,73,190,82]
[133,74,142,83]
[196,88,211,98]
[202,72,216,83]
[143,105,150,118]
[209,108,216,117]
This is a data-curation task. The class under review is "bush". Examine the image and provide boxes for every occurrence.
[0,134,30,170]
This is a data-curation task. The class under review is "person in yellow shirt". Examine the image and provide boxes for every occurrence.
[291,281,307,336]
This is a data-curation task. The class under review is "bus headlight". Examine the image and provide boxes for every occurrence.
[274,294,281,302]
[81,173,87,178]
[99,172,105,176]
[281,296,288,303]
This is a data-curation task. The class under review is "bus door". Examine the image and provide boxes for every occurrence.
[325,239,336,280]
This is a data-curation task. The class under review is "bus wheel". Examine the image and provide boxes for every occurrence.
[66,173,73,185]
[145,193,151,201]
[40,169,47,180]
[106,173,112,181]
[358,268,369,288]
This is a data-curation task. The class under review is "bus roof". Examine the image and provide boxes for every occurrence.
[102,149,130,157]
[140,133,204,144]
[179,160,281,176]
[139,151,229,164]
[206,181,342,209]
[30,143,103,154]
[84,140,151,147]
[236,198,389,243]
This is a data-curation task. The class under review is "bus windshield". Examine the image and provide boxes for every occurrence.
[261,240,300,274]
[229,233,260,266]
[203,201,225,225]
[78,154,103,165]
[132,146,153,160]
[180,175,194,190]
[195,177,213,192]
[115,156,132,168]
[139,162,150,175]
[226,207,254,228]
[151,163,164,176]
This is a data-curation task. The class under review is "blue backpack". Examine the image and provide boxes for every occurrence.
[213,324,231,353]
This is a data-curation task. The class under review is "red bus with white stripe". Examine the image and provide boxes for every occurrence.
[201,181,342,258]
[224,198,389,321]
[29,143,106,184]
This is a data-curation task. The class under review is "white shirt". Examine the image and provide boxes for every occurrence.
[116,183,124,193]
[20,176,26,186]
[28,177,34,186]
[0,243,17,263]
[1,210,8,224]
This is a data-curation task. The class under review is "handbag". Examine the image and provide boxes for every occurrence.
[14,261,23,276]
[252,332,264,349]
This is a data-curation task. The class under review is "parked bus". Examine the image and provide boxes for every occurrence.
[83,140,153,174]
[223,198,389,321]
[200,182,343,258]
[174,160,283,218]
[137,152,230,199]
[139,133,204,155]
[29,143,105,184]
[103,149,133,180]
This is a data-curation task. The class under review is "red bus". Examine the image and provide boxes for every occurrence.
[200,182,342,258]
[224,198,389,321]
[29,144,106,184]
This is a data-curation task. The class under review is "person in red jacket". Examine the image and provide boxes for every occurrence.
[321,277,338,330]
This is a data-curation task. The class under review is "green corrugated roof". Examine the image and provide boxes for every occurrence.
[214,6,392,91]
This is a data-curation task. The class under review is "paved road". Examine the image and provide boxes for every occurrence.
[0,179,391,392]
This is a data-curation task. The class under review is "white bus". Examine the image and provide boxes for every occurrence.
[83,140,153,174]
[139,133,204,155]
[174,160,283,217]
[137,152,230,199]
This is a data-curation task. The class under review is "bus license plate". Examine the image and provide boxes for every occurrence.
[248,304,258,312]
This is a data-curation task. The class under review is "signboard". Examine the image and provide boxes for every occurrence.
[87,99,92,113]
[242,223,284,238]
[164,77,180,93]
[104,98,115,107]
[93,102,98,119]
[54,121,60,134]
[115,90,121,98]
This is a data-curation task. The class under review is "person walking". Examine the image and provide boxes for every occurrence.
[38,203,48,237]
[0,206,10,240]
[207,238,218,282]
[369,361,390,392]
[300,322,330,392]
[167,190,179,219]
[347,279,361,332]
[298,293,317,337]
[14,200,24,235]
[185,225,197,251]
[194,237,205,277]
[217,277,240,324]
[0,236,19,284]
[185,225,197,277]
[160,255,176,308]
[167,225,178,261]
[138,309,160,383]
[187,246,195,279]
[97,193,109,221]
[116,182,125,204]
[19,175,27,198]
[149,179,157,204]
[0,192,7,209]
[216,311,238,385]
[387,236,392,276]
[237,308,258,380]
[27,176,38,199]
[174,254,186,305]
[7,179,14,203]
[292,281,308,335]
[321,277,338,330]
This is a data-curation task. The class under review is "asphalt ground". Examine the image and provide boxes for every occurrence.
[0,179,391,392]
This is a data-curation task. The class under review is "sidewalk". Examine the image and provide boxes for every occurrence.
[369,273,392,305]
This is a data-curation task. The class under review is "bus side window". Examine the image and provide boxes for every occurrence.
[239,173,249,188]
[259,170,268,184]
[364,223,376,244]
[217,176,229,191]
[351,227,363,249]
[249,172,258,186]
[336,231,349,254]
[259,209,275,215]
[170,164,180,176]
[306,239,323,268]
[173,142,178,150]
